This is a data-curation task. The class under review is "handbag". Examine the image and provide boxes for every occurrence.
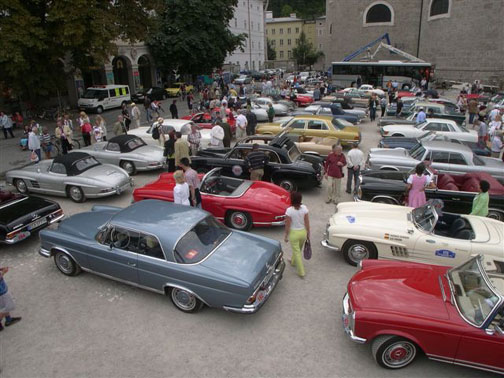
[303,239,312,260]
[30,151,39,163]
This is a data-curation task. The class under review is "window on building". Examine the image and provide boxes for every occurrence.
[244,39,247,47]
[295,27,299,33]
[251,21,253,29]
[287,27,291,33]
[295,39,299,45]
[319,44,322,49]
[244,20,247,28]
[265,29,268,34]
[364,2,394,25]
[252,41,254,48]
[234,19,237,28]
[258,41,261,49]
[280,28,283,34]
[429,0,450,18]
[288,50,292,59]
[280,39,283,46]
[329,24,332,34]
[287,39,291,45]
[271,40,276,46]
[272,29,275,35]
[280,51,284,58]
[252,61,256,69]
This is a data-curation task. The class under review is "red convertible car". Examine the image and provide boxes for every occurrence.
[182,108,236,133]
[342,255,504,374]
[132,168,290,231]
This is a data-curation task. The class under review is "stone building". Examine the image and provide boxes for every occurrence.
[325,0,504,84]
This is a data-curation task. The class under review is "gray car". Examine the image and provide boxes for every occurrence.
[366,140,504,179]
[73,135,165,175]
[6,152,133,203]
[39,200,285,313]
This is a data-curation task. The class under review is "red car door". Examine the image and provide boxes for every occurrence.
[200,193,226,223]
[454,326,504,372]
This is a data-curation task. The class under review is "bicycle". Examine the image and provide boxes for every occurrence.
[50,135,81,155]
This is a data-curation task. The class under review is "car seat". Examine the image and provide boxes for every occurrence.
[437,174,455,190]
[455,229,473,240]
[450,218,467,237]
[461,178,480,193]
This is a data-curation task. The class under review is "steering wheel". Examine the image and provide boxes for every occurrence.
[112,231,130,249]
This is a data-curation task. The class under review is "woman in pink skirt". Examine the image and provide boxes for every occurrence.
[406,163,436,208]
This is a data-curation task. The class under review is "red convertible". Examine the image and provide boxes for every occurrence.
[182,108,236,133]
[132,168,290,231]
[343,255,504,374]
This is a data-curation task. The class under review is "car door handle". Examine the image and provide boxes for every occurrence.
[127,262,137,267]
[426,239,436,244]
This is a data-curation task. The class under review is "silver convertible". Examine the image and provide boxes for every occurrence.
[73,135,165,175]
[6,152,133,203]
[39,200,285,313]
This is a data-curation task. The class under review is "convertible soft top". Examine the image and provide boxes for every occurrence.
[108,134,137,146]
[54,152,99,176]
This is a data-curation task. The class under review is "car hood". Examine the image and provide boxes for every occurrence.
[349,260,450,320]
[201,231,281,288]
[481,156,504,169]
[83,164,130,185]
[57,209,118,240]
[243,182,290,212]
[369,147,413,160]
[382,125,417,133]
[331,202,411,230]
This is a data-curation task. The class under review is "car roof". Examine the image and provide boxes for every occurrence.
[415,101,444,108]
[162,119,192,127]
[108,134,139,145]
[424,118,457,124]
[111,200,207,252]
[422,140,473,153]
[292,114,333,121]
[54,152,99,175]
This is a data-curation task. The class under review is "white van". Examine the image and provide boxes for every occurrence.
[77,85,131,114]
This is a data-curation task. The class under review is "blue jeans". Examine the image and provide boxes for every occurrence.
[469,113,476,124]
[34,149,41,161]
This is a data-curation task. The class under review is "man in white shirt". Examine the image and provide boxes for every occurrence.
[28,127,41,161]
[488,108,500,122]
[416,108,427,123]
[210,124,224,148]
[0,111,14,139]
[346,142,364,195]
[235,111,248,140]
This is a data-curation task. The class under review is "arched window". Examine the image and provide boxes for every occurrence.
[363,2,394,26]
[429,0,451,20]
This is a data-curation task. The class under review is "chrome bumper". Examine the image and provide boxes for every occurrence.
[321,239,340,251]
[342,293,367,344]
[137,163,164,171]
[39,247,51,258]
[223,259,285,314]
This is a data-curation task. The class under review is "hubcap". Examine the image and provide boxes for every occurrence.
[280,181,293,192]
[383,342,416,367]
[231,213,247,228]
[16,180,27,193]
[488,211,503,222]
[56,254,73,274]
[348,244,369,263]
[123,162,134,174]
[172,289,196,311]
[70,187,82,201]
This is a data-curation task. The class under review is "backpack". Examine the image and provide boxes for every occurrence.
[152,124,160,140]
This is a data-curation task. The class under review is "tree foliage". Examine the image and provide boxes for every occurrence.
[266,39,276,61]
[147,0,246,75]
[292,31,324,69]
[268,0,325,19]
[280,4,294,17]
[0,0,161,99]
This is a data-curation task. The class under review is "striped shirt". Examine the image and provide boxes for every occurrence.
[245,151,269,170]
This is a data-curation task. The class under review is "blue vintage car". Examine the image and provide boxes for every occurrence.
[39,200,285,313]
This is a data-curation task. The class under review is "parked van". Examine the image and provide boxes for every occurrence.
[77,85,131,114]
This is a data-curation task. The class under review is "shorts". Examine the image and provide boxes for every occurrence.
[0,292,15,313]
[42,143,53,153]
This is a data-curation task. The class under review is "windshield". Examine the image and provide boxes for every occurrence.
[414,121,427,129]
[280,117,294,128]
[418,131,434,141]
[124,137,146,152]
[74,156,100,173]
[289,144,302,162]
[448,257,501,327]
[173,217,231,264]
[409,144,426,160]
[411,204,437,232]
[331,119,346,130]
[459,125,469,133]
[82,89,105,99]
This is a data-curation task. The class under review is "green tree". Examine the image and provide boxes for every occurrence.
[147,0,246,75]
[267,39,276,60]
[280,4,294,17]
[0,0,161,100]
[292,31,324,69]
[268,0,325,18]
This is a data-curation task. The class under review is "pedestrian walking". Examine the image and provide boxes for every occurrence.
[313,85,321,101]
[113,115,128,136]
[324,144,346,204]
[245,144,268,181]
[236,110,248,140]
[174,131,190,169]
[28,126,41,162]
[121,103,131,131]
[284,192,310,278]
[380,97,387,117]
[63,113,74,131]
[489,114,502,138]
[476,120,488,146]
[92,122,103,143]
[396,98,403,117]
[368,95,378,121]
[170,100,178,119]
[11,112,23,129]
[217,116,232,148]
[95,115,107,141]
[55,120,73,154]
[0,111,14,139]
[40,127,53,159]
[187,92,194,111]
[144,96,152,123]
[164,131,176,172]
[0,266,22,332]
[187,124,201,156]
[470,180,490,217]
[210,124,224,148]
[78,112,92,146]
[490,134,503,158]
[173,170,190,206]
[468,98,478,125]
[267,103,275,123]
[416,107,427,124]
[406,163,435,208]
[130,103,141,129]
[179,157,201,207]
[346,142,364,195]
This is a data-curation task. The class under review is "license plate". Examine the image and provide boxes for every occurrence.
[28,217,47,230]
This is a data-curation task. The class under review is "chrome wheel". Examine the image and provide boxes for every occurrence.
[382,341,417,368]
[488,210,504,222]
[68,186,85,203]
[120,161,136,175]
[96,106,103,114]
[278,179,296,192]
[171,288,197,311]
[348,244,369,263]
[15,179,28,194]
[343,240,377,266]
[227,211,252,231]
[54,251,80,276]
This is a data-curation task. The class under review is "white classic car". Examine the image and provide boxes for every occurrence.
[381,118,477,143]
[321,201,503,267]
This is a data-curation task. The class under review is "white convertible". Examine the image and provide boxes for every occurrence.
[321,201,503,267]
[381,118,477,143]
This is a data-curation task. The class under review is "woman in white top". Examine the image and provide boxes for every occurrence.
[284,192,310,278]
[173,170,190,206]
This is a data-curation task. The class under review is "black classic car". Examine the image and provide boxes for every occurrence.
[191,134,324,192]
[0,190,64,244]
[131,87,167,102]
[356,169,504,221]
[378,132,492,157]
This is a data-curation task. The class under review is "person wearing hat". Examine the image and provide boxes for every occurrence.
[130,102,141,129]
[416,107,427,123]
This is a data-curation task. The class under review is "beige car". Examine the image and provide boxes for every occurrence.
[294,136,340,157]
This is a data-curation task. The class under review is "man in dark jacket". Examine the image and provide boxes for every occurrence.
[169,100,178,119]
[246,109,258,136]
[217,115,232,148]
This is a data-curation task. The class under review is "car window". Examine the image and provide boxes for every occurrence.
[265,151,280,163]
[107,142,120,152]
[50,162,67,174]
[449,153,467,165]
[161,125,175,135]
[74,156,101,173]
[108,227,141,253]
[228,148,248,160]
[319,108,332,115]
[173,217,231,264]
[431,151,450,163]
[138,234,165,260]
[288,120,305,129]
[446,124,456,132]
[307,121,328,130]
[424,123,442,131]
[180,124,191,135]
[473,155,484,166]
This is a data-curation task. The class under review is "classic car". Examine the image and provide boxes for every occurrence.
[6,152,133,203]
[0,190,64,244]
[191,133,324,192]
[234,75,252,85]
[240,102,269,122]
[367,141,504,179]
[291,89,314,107]
[400,102,466,125]
[72,135,165,175]
[133,168,290,231]
[312,101,367,120]
[256,115,361,146]
[293,104,360,125]
[321,201,504,266]
[384,96,419,116]
[181,108,237,133]
[380,118,477,143]
[131,87,167,102]
[127,119,212,149]
[165,82,194,97]
[39,200,285,314]
[252,97,289,116]
[378,131,492,156]
[342,255,504,374]
[356,169,504,221]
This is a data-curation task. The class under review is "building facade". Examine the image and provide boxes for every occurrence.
[324,0,504,84]
[315,16,327,70]
[226,0,266,72]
